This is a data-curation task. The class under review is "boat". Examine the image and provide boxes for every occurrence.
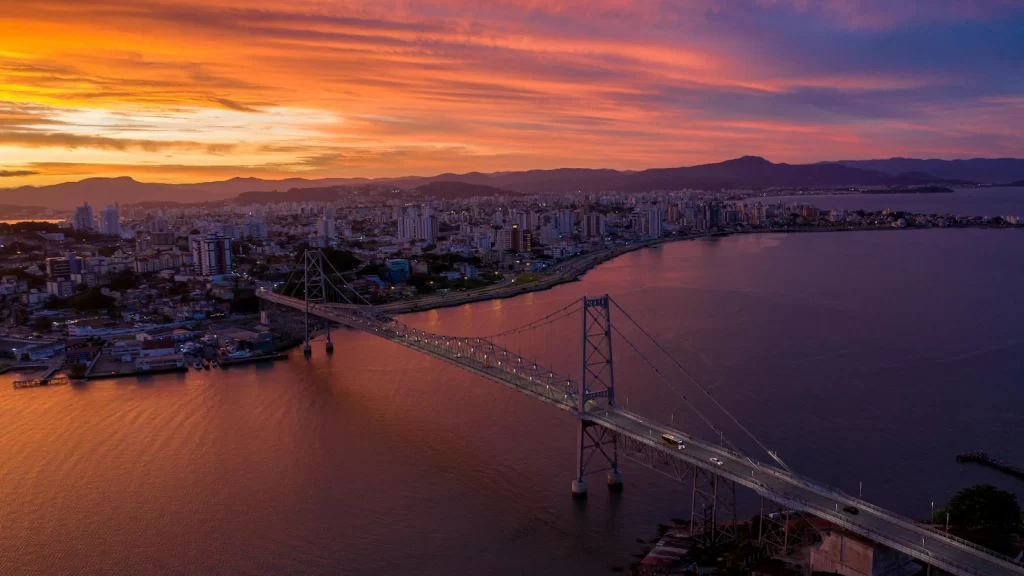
[200,358,211,369]
[193,361,203,370]
[210,359,219,368]
[226,350,251,359]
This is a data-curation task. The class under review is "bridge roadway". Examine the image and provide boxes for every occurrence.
[260,291,1024,576]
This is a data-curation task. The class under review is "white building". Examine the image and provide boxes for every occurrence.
[420,215,438,243]
[191,232,232,276]
[317,216,337,242]
[398,215,419,241]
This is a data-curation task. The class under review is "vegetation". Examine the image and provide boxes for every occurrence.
[935,483,1024,554]
[61,289,117,311]
[108,269,138,290]
[68,364,87,379]
[229,289,260,314]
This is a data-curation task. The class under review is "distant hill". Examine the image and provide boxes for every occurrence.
[6,155,1020,210]
[835,158,1024,184]
[0,177,221,210]
[230,187,352,205]
[412,181,519,199]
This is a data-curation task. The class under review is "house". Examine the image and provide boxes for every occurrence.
[108,340,143,362]
[140,339,177,358]
[135,353,185,372]
[17,341,66,361]
[67,346,100,365]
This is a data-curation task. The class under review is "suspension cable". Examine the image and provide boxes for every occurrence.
[475,299,582,339]
[611,324,743,454]
[611,298,793,473]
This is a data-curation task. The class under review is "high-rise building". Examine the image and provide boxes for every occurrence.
[73,202,94,232]
[191,232,232,276]
[397,215,419,241]
[474,231,493,252]
[557,210,575,235]
[148,218,170,233]
[317,216,337,242]
[243,216,268,240]
[494,228,513,252]
[101,203,121,235]
[644,207,664,237]
[582,213,606,238]
[420,215,438,242]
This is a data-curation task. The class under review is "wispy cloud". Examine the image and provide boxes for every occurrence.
[0,0,1021,186]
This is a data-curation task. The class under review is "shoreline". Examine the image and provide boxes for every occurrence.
[386,224,1019,316]
[384,233,694,315]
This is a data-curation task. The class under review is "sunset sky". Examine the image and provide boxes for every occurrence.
[1,0,1023,186]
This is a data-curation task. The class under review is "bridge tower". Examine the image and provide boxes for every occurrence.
[572,295,622,497]
[302,249,329,355]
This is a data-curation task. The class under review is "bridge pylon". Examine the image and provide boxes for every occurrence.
[303,249,329,355]
[572,295,621,497]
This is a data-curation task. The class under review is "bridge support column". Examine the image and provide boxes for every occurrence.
[571,295,622,498]
[757,496,790,558]
[690,467,737,549]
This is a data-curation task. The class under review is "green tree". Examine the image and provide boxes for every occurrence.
[936,484,1023,554]
[68,363,87,379]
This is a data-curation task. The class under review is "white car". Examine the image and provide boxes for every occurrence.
[709,457,723,466]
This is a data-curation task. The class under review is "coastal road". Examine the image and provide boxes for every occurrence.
[337,235,696,314]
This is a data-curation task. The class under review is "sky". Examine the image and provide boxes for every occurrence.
[1,0,1023,187]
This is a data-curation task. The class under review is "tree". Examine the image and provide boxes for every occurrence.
[68,363,87,379]
[936,484,1023,554]
[108,269,138,290]
[31,316,53,331]
[229,289,260,314]
[65,289,117,311]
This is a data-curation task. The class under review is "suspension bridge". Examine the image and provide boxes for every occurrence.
[257,249,1024,576]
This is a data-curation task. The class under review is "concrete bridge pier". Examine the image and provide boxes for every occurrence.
[571,479,588,498]
[303,342,312,355]
[607,470,623,492]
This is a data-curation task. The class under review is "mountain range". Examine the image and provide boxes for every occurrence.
[3,156,1023,210]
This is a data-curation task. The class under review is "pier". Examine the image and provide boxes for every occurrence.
[956,452,1024,481]
[13,376,70,389]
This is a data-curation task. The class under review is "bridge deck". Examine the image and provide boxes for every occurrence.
[260,291,1024,576]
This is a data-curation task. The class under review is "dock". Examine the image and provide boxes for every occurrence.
[956,452,1024,481]
[219,353,288,367]
[13,376,70,389]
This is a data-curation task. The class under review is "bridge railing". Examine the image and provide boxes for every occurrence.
[270,291,1022,574]
[312,301,580,410]
[760,466,1024,570]
[768,488,991,576]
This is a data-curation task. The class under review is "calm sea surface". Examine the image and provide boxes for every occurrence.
[2,229,1024,575]
[772,186,1024,218]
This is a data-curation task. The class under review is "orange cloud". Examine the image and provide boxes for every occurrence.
[0,0,1020,187]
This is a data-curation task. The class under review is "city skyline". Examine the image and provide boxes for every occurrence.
[2,1,1023,187]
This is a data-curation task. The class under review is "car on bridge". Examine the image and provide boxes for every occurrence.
[843,505,859,515]
[661,434,685,449]
[709,457,723,466]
